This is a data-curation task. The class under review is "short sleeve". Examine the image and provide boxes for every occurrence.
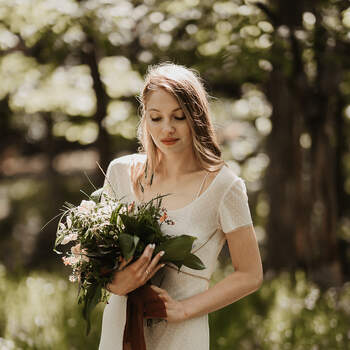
[101,160,119,203]
[100,153,142,204]
[218,177,253,233]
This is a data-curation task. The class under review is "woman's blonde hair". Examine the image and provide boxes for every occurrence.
[133,62,224,195]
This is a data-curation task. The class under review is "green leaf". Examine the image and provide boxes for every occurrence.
[119,214,140,234]
[155,235,196,262]
[170,260,183,270]
[82,283,102,335]
[183,253,206,270]
[133,235,140,249]
[119,233,138,261]
[54,233,65,248]
[110,203,124,225]
[90,188,103,203]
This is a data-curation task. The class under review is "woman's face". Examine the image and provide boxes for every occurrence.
[145,88,193,154]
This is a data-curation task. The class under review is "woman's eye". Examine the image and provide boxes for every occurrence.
[150,115,185,122]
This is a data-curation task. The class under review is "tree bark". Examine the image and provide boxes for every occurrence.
[262,0,344,287]
[81,33,111,175]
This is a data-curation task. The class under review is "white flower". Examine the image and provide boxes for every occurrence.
[66,217,72,229]
[61,233,78,245]
[77,200,96,214]
[69,274,78,283]
[62,255,80,266]
[120,206,127,214]
[97,206,111,216]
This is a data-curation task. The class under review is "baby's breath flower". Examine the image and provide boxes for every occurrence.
[77,200,96,214]
[69,274,78,283]
[120,206,128,214]
[62,255,80,266]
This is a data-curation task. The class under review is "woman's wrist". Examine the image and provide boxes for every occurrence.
[180,299,192,321]
[106,282,128,296]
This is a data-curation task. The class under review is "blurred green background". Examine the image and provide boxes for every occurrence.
[0,0,350,349]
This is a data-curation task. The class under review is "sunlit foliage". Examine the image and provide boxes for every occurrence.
[210,266,350,349]
[0,265,349,349]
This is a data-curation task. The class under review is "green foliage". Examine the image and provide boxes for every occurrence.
[154,235,202,270]
[1,266,349,350]
[118,232,139,261]
[183,253,206,270]
[0,266,103,350]
[209,267,350,350]
[82,282,102,336]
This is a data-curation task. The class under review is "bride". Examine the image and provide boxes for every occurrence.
[98,62,263,349]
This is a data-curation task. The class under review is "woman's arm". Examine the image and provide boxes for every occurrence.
[151,224,263,322]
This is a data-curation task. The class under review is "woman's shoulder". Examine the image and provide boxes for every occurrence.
[215,163,248,197]
[107,153,146,173]
[219,163,243,185]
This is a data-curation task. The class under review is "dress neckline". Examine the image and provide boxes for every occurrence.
[129,158,226,213]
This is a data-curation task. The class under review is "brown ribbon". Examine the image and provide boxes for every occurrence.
[123,284,167,350]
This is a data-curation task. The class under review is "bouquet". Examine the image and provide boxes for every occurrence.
[54,186,205,334]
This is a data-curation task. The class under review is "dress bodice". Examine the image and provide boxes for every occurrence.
[102,153,253,282]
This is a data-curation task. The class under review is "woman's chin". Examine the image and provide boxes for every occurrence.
[156,141,192,155]
[161,146,186,154]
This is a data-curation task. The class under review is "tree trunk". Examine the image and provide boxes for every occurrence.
[263,0,344,287]
[81,33,111,176]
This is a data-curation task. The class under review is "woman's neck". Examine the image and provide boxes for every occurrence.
[156,150,201,179]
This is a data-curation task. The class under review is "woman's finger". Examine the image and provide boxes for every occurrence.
[150,285,166,294]
[151,285,170,303]
[146,250,165,274]
[118,256,132,271]
[148,262,165,280]
[134,243,154,272]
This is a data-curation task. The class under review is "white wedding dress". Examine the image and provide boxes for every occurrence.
[98,153,253,350]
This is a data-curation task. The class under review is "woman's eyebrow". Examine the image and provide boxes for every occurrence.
[148,107,182,112]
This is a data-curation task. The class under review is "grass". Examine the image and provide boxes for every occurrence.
[0,264,349,350]
[209,264,350,350]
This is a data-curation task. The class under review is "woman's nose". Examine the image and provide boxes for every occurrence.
[163,120,176,133]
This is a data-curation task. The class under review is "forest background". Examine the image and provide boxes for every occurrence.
[0,0,349,349]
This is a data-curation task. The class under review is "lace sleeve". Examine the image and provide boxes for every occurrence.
[218,177,253,233]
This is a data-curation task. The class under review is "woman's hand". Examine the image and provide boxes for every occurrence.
[107,244,165,296]
[149,285,188,323]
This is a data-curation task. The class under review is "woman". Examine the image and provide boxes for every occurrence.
[99,63,263,349]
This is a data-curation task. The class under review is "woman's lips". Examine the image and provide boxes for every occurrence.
[161,139,179,145]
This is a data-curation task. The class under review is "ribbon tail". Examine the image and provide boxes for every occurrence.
[122,284,167,350]
[123,290,146,350]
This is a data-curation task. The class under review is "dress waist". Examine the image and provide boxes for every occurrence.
[165,264,210,282]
